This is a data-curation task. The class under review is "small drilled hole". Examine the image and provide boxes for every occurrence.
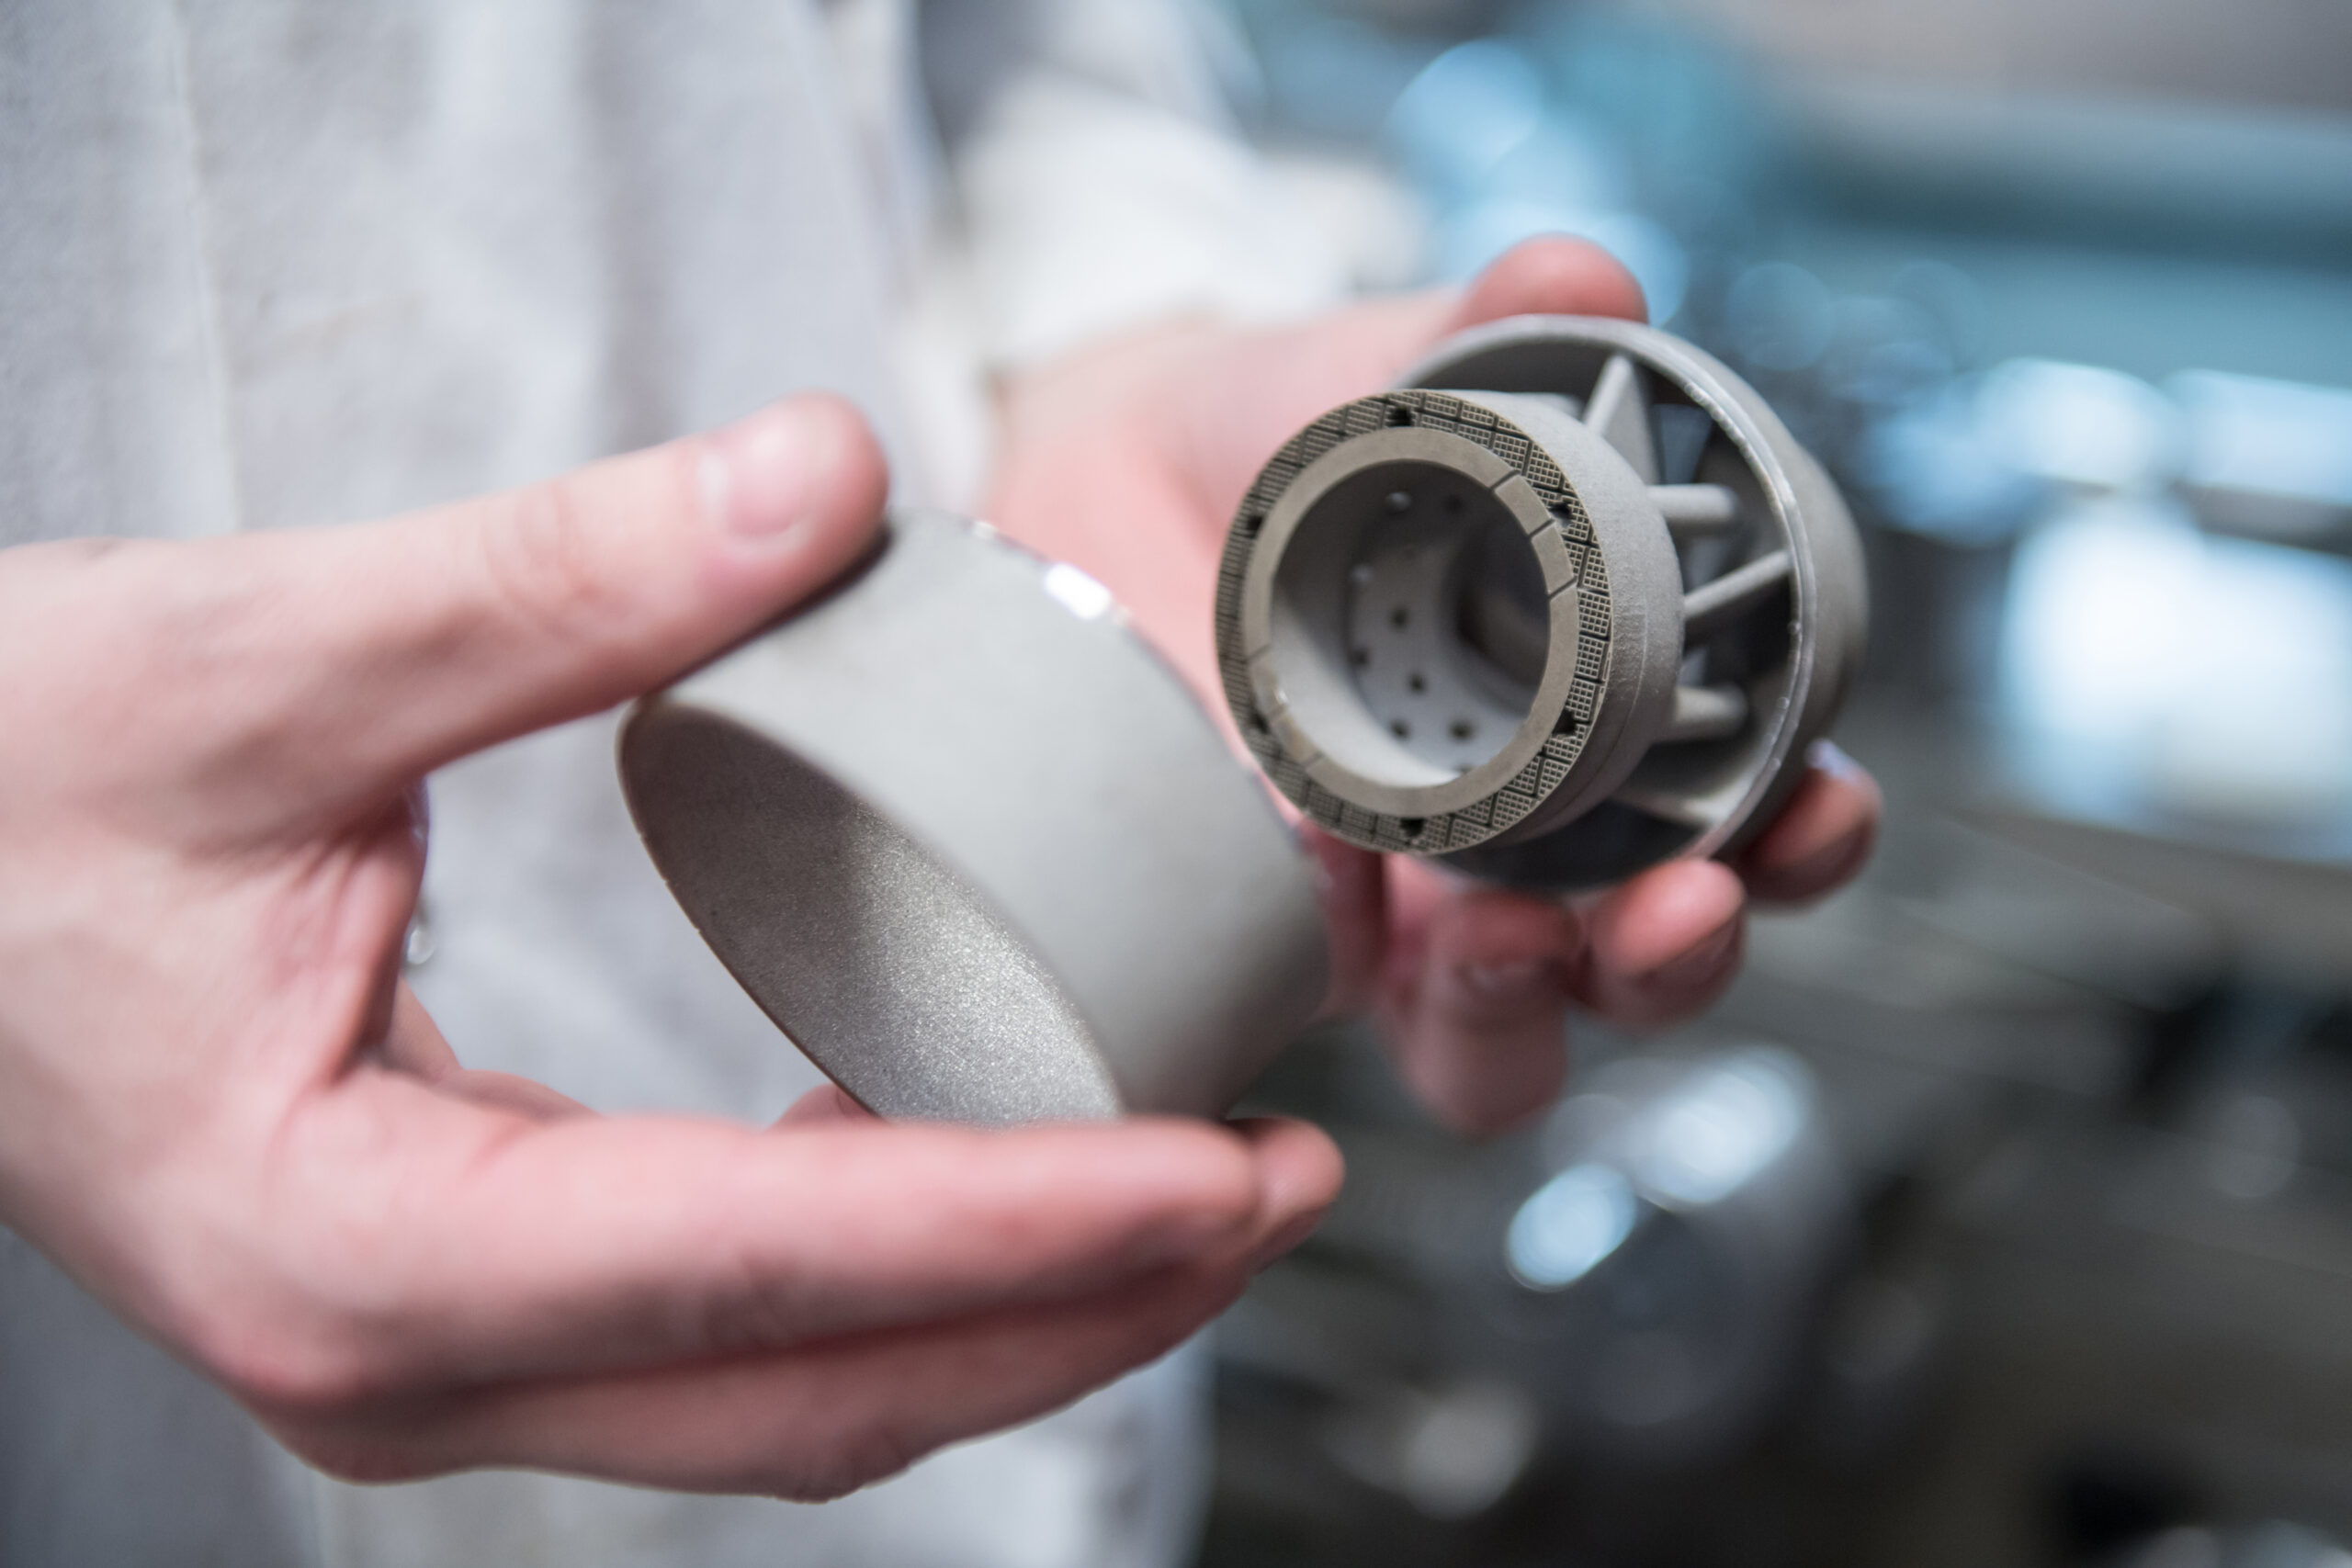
[1390,606,1408,629]
[1451,719,1474,740]
[1351,646,1371,668]
[1408,671,1427,694]
[1390,719,1411,739]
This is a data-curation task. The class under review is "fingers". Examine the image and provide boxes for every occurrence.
[273,1253,1254,1499]
[1301,826,1388,1019]
[375,983,460,1077]
[422,1070,595,1122]
[1734,742,1882,904]
[220,1091,1339,1404]
[307,393,885,807]
[1137,236,1657,525]
[1374,748,1872,1122]
[1382,869,1580,1136]
[1571,859,1747,1032]
[1449,236,1649,331]
[374,986,590,1120]
[1227,1116,1347,1262]
[774,1083,875,1128]
[98,396,888,837]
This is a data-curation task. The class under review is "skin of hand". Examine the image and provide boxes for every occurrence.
[0,396,1343,1499]
[987,237,1883,1134]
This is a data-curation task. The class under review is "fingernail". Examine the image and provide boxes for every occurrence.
[1642,919,1740,994]
[1455,957,1566,1004]
[1807,738,1865,781]
[1248,1207,1328,1272]
[707,405,838,538]
[1127,1208,1250,1270]
[1772,829,1873,897]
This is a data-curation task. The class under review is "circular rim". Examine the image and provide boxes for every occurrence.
[1405,317,1867,877]
[624,512,1331,1122]
[1238,423,1584,819]
[1215,389,1627,857]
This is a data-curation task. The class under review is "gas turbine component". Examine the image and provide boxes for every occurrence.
[1216,316,1867,890]
[618,512,1329,1124]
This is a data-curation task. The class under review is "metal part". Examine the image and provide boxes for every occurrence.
[618,511,1329,1124]
[1215,315,1869,890]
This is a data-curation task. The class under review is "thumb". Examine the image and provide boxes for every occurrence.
[1446,235,1649,332]
[137,395,886,829]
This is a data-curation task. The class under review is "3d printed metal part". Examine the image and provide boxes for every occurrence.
[1215,315,1867,890]
[619,513,1329,1124]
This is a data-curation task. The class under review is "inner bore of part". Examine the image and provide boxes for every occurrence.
[1271,457,1552,786]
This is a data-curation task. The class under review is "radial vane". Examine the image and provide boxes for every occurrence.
[1213,316,1865,890]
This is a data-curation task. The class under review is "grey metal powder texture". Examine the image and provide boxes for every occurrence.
[1216,316,1867,892]
[620,512,1330,1124]
[624,709,1120,1121]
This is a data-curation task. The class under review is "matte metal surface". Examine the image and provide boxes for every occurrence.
[620,513,1330,1123]
[1410,317,1870,885]
[1216,316,1867,891]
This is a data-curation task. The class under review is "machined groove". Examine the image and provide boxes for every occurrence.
[1681,549,1792,645]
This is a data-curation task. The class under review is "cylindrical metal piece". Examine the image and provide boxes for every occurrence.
[620,512,1329,1123]
[1215,316,1868,891]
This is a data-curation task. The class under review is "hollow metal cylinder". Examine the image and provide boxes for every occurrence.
[620,512,1329,1123]
[1214,316,1868,891]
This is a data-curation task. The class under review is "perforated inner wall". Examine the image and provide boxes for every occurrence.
[1216,390,1616,856]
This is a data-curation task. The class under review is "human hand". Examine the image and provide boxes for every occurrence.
[987,237,1882,1135]
[0,397,1341,1498]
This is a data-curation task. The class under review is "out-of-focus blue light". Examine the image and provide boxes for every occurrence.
[1246,9,1437,143]
[1630,1049,1808,1208]
[2000,500,2204,748]
[1823,296,1954,410]
[1385,35,1688,321]
[2173,370,2352,512]
[2001,500,2352,823]
[1858,381,2046,544]
[1975,360,2182,491]
[1483,117,1627,212]
[1725,263,1834,372]
[1386,39,1545,192]
[1860,356,2187,543]
[1506,1162,1638,1291]
[1891,259,1991,367]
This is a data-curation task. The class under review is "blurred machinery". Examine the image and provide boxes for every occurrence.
[1199,1,2352,1563]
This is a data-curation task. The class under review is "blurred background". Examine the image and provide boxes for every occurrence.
[1189,1,2352,1563]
